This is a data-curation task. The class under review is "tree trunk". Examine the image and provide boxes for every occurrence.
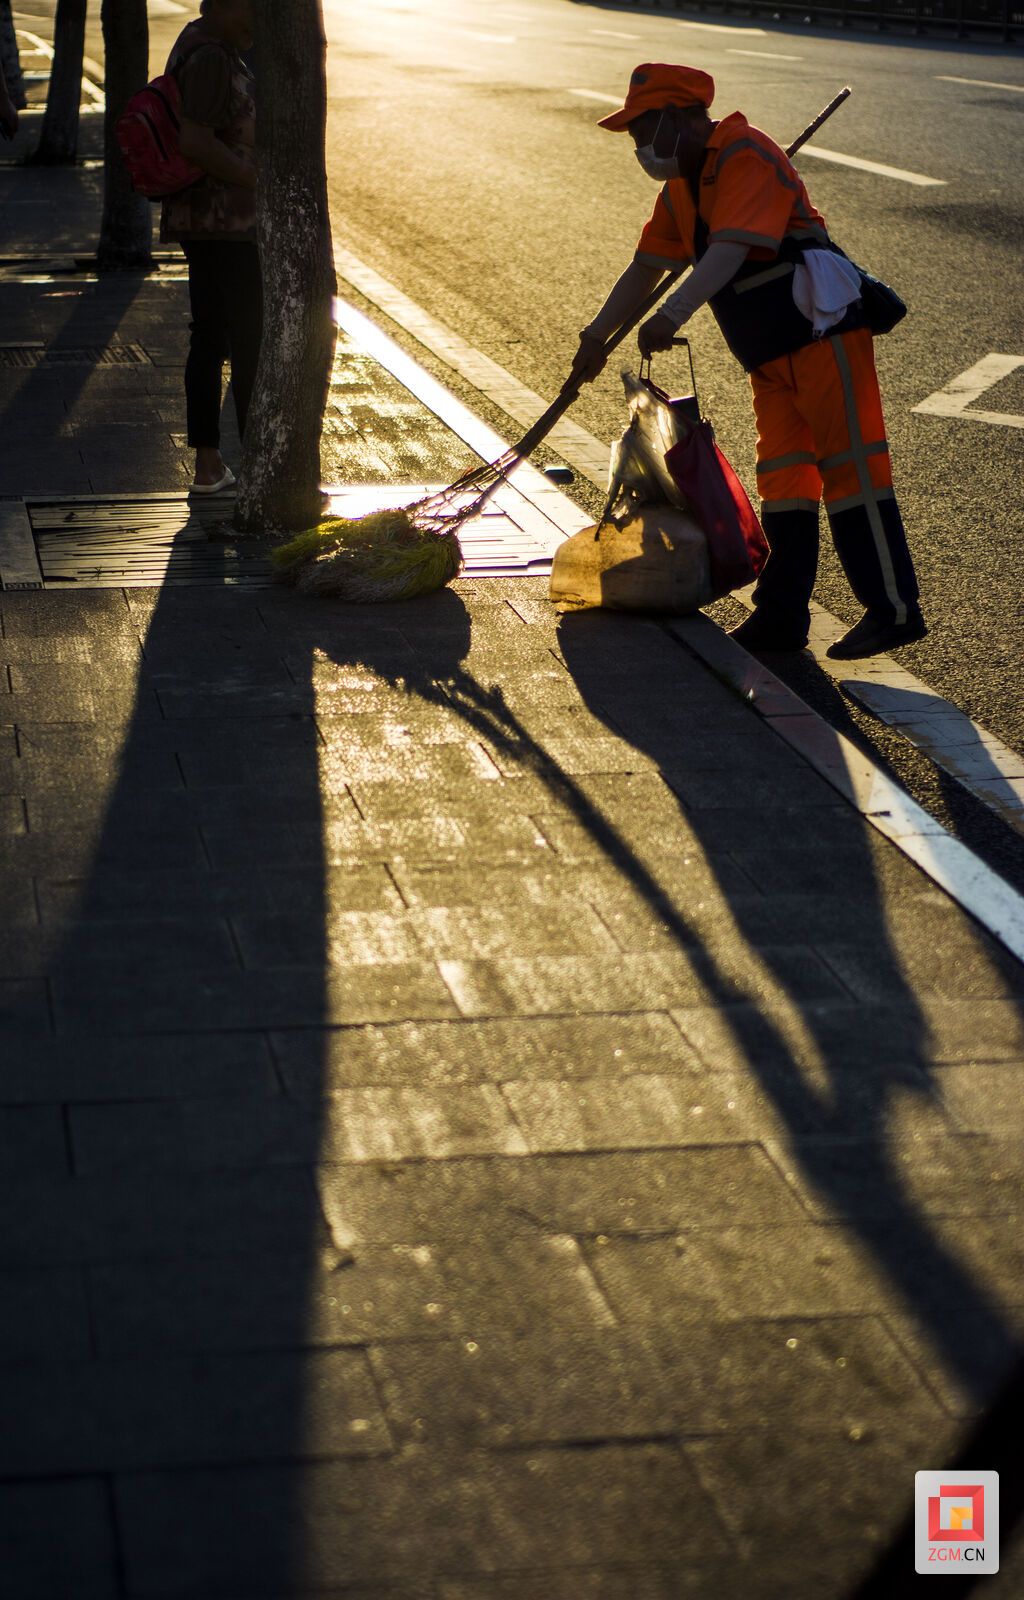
[0,0,26,110]
[96,0,152,271]
[234,0,335,536]
[30,0,87,165]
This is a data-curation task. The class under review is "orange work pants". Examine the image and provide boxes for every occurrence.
[749,329,919,627]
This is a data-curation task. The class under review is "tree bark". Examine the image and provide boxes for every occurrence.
[30,0,87,165]
[234,0,335,536]
[0,0,26,110]
[96,0,152,271]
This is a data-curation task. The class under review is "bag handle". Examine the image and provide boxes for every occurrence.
[639,335,701,421]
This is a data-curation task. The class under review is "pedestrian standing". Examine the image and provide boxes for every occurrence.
[0,55,18,142]
[162,0,260,496]
[571,64,925,660]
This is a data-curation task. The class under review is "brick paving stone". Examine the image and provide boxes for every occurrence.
[69,1084,532,1172]
[0,1478,119,1600]
[0,870,38,925]
[937,1062,1024,1133]
[773,1134,1024,1220]
[370,1314,943,1451]
[37,863,405,923]
[0,1266,91,1361]
[115,1444,726,1594]
[272,1014,695,1095]
[584,1227,894,1322]
[0,1348,390,1475]
[51,962,459,1034]
[818,936,1024,1001]
[437,947,845,1018]
[90,1234,615,1356]
[0,1032,276,1103]
[502,1074,767,1152]
[436,1568,727,1600]
[0,978,51,1036]
[685,1422,960,1564]
[0,1105,68,1176]
[317,1147,805,1250]
[0,1169,327,1267]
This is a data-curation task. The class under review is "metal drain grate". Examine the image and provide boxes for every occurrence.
[0,343,152,368]
[8,482,575,591]
[29,498,273,588]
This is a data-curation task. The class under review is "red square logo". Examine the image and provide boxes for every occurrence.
[928,1484,986,1543]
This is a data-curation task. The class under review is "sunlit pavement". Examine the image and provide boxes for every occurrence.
[1,3,1023,1595]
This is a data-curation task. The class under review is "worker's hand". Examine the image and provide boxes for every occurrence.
[637,312,677,358]
[568,331,608,387]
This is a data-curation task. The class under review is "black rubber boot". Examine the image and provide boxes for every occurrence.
[729,507,820,651]
[826,607,928,660]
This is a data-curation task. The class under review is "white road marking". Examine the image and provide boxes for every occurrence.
[569,89,621,105]
[913,353,1024,430]
[454,29,517,44]
[728,48,804,59]
[17,27,104,106]
[798,145,945,186]
[148,0,188,13]
[937,74,1024,93]
[591,29,640,40]
[673,17,767,34]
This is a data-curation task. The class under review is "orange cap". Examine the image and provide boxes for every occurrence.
[597,63,715,132]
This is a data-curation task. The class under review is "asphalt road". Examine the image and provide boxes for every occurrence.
[321,0,1024,759]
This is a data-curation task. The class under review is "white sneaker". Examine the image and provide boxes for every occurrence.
[189,468,237,497]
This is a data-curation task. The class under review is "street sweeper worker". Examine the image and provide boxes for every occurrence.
[570,63,925,661]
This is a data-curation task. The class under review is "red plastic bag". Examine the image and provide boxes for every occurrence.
[665,424,768,600]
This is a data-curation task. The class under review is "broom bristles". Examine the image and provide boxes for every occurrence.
[269,448,517,603]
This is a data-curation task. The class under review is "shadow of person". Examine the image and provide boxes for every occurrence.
[552,606,1019,1409]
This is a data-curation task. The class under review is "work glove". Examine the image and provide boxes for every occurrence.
[637,312,677,358]
[568,331,608,387]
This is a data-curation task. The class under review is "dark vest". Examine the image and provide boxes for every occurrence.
[687,157,865,373]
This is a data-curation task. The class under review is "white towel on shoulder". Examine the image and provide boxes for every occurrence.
[792,250,863,337]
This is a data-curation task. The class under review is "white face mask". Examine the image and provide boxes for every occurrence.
[633,113,679,181]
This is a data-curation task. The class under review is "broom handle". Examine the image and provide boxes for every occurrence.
[506,86,853,462]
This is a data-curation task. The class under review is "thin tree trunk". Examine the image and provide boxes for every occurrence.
[30,0,87,165]
[97,0,152,271]
[0,0,26,110]
[235,0,335,536]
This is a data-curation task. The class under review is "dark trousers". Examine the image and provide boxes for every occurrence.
[182,239,263,450]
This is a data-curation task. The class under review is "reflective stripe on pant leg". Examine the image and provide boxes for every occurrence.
[750,357,822,508]
[827,332,908,624]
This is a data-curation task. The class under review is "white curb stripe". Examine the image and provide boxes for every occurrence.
[334,246,612,483]
[672,615,1024,967]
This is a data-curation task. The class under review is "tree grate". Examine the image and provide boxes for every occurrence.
[0,343,152,368]
[16,484,568,590]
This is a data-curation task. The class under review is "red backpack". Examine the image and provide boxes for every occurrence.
[117,40,231,200]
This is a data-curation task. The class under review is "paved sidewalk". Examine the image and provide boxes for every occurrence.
[2,148,1024,1599]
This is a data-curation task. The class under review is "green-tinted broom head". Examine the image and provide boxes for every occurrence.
[272,507,462,602]
[271,509,419,585]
